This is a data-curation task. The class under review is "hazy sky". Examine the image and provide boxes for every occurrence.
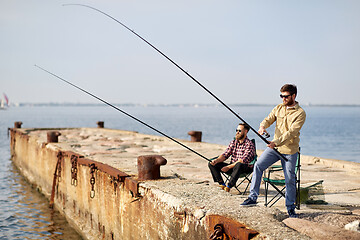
[1,0,360,105]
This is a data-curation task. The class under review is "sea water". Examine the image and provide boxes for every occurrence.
[0,105,359,238]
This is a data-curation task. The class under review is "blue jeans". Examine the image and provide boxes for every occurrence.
[248,147,298,211]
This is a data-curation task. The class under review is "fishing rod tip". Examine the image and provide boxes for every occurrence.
[62,3,88,7]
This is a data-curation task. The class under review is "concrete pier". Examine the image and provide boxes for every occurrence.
[9,127,360,239]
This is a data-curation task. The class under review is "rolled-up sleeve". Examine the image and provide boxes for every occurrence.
[260,105,278,129]
[222,140,235,159]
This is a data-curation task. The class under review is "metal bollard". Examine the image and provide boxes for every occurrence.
[47,131,61,143]
[14,121,23,128]
[137,155,167,180]
[97,121,104,128]
[188,131,202,142]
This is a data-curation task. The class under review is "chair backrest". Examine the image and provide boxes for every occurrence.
[249,139,257,165]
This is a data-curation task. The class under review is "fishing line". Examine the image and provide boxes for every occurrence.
[34,64,211,162]
[62,4,288,162]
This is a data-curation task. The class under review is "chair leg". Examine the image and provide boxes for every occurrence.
[296,166,301,210]
[221,172,230,185]
[233,178,244,194]
[234,177,249,194]
[264,170,270,206]
[233,185,242,194]
[264,179,286,207]
[296,177,301,210]
[264,181,269,206]
[267,185,286,207]
[221,171,253,195]
[242,177,252,195]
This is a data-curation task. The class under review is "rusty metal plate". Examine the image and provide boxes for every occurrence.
[125,177,139,197]
[206,214,259,240]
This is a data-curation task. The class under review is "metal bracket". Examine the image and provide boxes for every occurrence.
[89,163,97,198]
[71,155,78,186]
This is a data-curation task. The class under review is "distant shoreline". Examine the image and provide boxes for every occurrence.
[13,102,360,107]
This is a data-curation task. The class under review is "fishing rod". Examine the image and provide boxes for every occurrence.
[34,64,211,162]
[62,4,288,162]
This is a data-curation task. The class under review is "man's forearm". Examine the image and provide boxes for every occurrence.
[229,159,243,168]
[212,155,226,164]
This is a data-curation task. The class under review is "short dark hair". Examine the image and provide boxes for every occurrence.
[280,84,297,96]
[239,123,250,131]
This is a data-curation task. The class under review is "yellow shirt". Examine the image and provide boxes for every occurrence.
[260,102,306,155]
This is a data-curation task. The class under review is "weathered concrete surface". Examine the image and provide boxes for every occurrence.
[283,218,360,239]
[10,127,360,239]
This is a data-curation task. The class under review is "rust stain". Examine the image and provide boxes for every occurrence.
[64,151,129,180]
[125,177,139,197]
[10,128,129,183]
[173,211,186,220]
[206,215,259,240]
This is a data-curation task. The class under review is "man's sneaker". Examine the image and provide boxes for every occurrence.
[218,184,226,190]
[240,198,257,207]
[224,186,230,192]
[288,209,298,218]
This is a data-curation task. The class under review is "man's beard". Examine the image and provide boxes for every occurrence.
[236,133,245,141]
[285,98,295,106]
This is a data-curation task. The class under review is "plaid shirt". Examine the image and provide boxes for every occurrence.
[222,137,255,165]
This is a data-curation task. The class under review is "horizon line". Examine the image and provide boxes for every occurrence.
[11,102,360,107]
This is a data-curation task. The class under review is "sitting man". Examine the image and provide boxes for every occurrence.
[208,123,256,192]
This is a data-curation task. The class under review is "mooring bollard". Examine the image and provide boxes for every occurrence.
[137,155,167,180]
[47,131,61,143]
[97,121,104,128]
[188,131,202,142]
[14,121,23,128]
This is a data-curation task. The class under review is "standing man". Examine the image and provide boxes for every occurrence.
[208,123,255,192]
[241,84,306,218]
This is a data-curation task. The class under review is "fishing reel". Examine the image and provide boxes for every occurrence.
[262,132,270,139]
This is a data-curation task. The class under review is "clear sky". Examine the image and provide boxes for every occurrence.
[1,0,360,105]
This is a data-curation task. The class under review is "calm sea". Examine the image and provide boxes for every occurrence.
[0,105,359,238]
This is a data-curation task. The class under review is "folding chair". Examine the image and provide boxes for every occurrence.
[263,148,301,209]
[223,155,257,194]
[217,139,257,195]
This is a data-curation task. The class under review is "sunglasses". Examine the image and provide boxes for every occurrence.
[280,94,291,99]
[236,129,242,133]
